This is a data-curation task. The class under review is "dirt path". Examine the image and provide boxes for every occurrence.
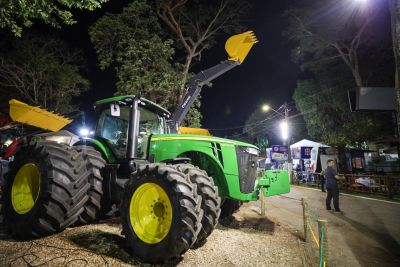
[251,186,400,267]
[0,205,305,267]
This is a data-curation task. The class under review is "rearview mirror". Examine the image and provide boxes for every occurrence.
[111,104,120,117]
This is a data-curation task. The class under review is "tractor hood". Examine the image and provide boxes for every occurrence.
[151,134,259,152]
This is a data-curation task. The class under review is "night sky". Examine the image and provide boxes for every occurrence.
[198,0,300,138]
[56,0,300,141]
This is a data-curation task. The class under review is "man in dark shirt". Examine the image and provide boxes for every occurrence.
[324,159,342,212]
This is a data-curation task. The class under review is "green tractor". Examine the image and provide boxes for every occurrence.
[1,31,290,264]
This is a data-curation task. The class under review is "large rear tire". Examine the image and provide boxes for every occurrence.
[120,163,203,264]
[3,141,90,239]
[73,146,108,224]
[175,163,221,246]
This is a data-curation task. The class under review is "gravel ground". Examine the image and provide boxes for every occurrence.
[0,203,306,267]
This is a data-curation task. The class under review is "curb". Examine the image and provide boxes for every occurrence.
[292,185,400,205]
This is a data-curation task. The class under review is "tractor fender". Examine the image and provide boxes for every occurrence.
[160,158,191,165]
[73,138,117,164]
[177,151,229,196]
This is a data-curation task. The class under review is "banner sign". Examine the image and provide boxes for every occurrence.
[291,147,301,159]
[301,147,312,159]
[271,145,288,160]
[291,146,312,159]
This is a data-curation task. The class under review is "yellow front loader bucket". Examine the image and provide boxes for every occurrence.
[225,30,258,64]
[178,127,212,136]
[9,99,72,132]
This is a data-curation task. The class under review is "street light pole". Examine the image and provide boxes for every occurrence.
[261,102,292,169]
[283,103,292,164]
[283,103,289,146]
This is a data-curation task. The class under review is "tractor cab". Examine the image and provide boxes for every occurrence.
[93,95,170,160]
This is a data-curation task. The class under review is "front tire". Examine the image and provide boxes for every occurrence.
[73,146,108,224]
[120,163,203,264]
[175,164,221,246]
[3,141,90,239]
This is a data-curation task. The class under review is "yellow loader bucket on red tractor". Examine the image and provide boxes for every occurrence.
[225,31,258,64]
[9,99,72,132]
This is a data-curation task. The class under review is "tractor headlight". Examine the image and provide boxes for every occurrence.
[245,147,259,156]
[79,128,90,137]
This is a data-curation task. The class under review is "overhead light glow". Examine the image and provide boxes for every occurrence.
[261,104,270,112]
[280,120,289,140]
[79,128,90,137]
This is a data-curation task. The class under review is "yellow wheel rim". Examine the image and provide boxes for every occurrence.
[11,163,41,214]
[129,183,173,244]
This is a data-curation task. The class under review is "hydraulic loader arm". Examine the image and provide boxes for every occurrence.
[168,31,258,133]
[169,60,239,131]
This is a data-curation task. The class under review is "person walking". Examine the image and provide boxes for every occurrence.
[324,159,342,212]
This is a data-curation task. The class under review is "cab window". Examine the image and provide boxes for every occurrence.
[96,106,164,159]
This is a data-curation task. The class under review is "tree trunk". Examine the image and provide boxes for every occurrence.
[177,53,194,106]
[334,45,363,87]
[389,0,400,155]
[351,67,363,88]
[351,48,363,87]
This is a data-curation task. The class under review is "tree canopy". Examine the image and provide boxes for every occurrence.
[283,0,395,148]
[0,0,108,37]
[0,34,89,113]
[90,0,250,127]
[89,0,182,114]
[156,0,250,95]
[156,0,251,126]
[283,0,387,87]
[292,64,393,148]
[241,109,275,154]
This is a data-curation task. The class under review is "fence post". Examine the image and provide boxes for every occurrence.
[318,219,329,267]
[260,188,266,216]
[301,197,310,242]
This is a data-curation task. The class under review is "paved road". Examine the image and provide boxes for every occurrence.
[251,186,400,267]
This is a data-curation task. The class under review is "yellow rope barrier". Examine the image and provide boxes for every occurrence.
[307,221,319,246]
[307,221,327,267]
[262,200,327,267]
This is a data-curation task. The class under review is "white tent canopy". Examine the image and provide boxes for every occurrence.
[290,139,329,148]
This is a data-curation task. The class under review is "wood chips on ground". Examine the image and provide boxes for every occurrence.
[0,203,307,267]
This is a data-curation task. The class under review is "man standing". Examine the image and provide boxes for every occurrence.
[324,159,341,212]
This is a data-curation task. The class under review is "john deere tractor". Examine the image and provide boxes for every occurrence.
[0,31,290,263]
